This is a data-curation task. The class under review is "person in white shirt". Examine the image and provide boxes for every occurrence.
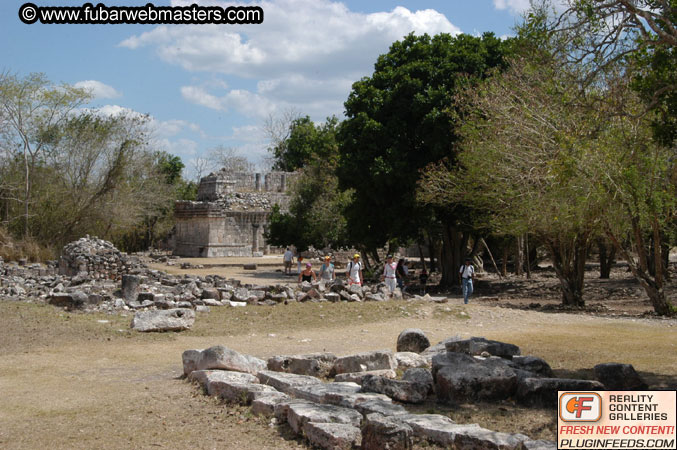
[346,253,363,286]
[283,247,294,274]
[381,254,397,296]
[459,256,475,304]
[319,255,335,281]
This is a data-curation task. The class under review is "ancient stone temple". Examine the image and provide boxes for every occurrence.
[173,170,296,257]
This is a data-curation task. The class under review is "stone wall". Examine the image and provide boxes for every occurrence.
[173,170,296,257]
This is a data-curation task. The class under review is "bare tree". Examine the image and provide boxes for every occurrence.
[191,156,212,183]
[207,145,255,173]
[262,107,301,161]
[0,72,90,236]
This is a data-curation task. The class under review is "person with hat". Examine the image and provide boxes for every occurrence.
[346,253,363,286]
[298,262,317,284]
[319,255,335,282]
[459,256,475,304]
[381,254,398,297]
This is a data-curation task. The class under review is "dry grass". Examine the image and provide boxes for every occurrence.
[1,299,675,449]
[0,227,56,262]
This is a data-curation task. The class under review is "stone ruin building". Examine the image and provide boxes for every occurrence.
[173,170,297,257]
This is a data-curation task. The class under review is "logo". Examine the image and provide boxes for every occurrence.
[559,392,602,422]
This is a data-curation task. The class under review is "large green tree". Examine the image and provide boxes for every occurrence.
[419,53,601,306]
[267,116,351,251]
[271,116,339,171]
[337,32,514,285]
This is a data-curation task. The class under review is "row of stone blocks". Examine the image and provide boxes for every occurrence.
[182,344,558,449]
[186,368,555,450]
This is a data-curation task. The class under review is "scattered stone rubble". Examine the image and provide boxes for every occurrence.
[1,237,445,332]
[182,332,649,450]
[58,236,144,279]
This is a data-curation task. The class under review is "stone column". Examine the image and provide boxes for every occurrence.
[252,224,260,253]
[255,173,261,191]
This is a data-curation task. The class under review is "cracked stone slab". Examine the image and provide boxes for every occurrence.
[207,379,279,404]
[287,402,363,435]
[196,345,267,375]
[131,308,195,332]
[267,352,337,378]
[274,399,315,423]
[182,349,203,376]
[362,413,413,450]
[334,369,397,384]
[322,391,390,407]
[394,352,430,369]
[516,377,604,406]
[291,382,361,404]
[361,375,429,404]
[331,350,396,375]
[257,370,323,395]
[353,398,408,417]
[251,392,290,416]
[188,369,259,390]
[445,337,521,358]
[303,422,362,450]
[394,415,529,449]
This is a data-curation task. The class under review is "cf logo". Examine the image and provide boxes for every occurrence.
[559,392,602,422]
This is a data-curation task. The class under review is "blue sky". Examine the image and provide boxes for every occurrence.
[1,0,531,177]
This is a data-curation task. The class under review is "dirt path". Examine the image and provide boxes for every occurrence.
[1,299,675,449]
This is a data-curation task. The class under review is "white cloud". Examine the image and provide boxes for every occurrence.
[493,0,567,15]
[180,86,223,110]
[73,80,122,99]
[84,104,146,119]
[492,0,531,14]
[121,0,460,79]
[180,85,276,119]
[121,0,461,120]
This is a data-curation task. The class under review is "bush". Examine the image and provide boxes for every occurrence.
[0,227,56,262]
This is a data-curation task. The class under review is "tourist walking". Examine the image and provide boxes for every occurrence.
[381,255,398,297]
[346,253,363,286]
[459,256,475,304]
[319,256,335,282]
[283,247,294,275]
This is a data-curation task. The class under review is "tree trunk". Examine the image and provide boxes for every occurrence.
[525,234,531,279]
[439,223,467,287]
[597,238,615,279]
[515,235,524,276]
[607,228,672,316]
[501,245,508,277]
[548,237,587,307]
[417,241,427,271]
[481,238,501,279]
[23,145,30,237]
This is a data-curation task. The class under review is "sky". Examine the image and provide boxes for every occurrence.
[1,0,533,177]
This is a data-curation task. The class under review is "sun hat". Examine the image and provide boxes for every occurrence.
[353,253,360,258]
[325,255,331,260]
[306,263,312,267]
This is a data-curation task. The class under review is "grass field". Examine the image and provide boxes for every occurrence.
[1,297,675,449]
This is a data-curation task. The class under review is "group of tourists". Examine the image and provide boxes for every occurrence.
[284,247,476,303]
